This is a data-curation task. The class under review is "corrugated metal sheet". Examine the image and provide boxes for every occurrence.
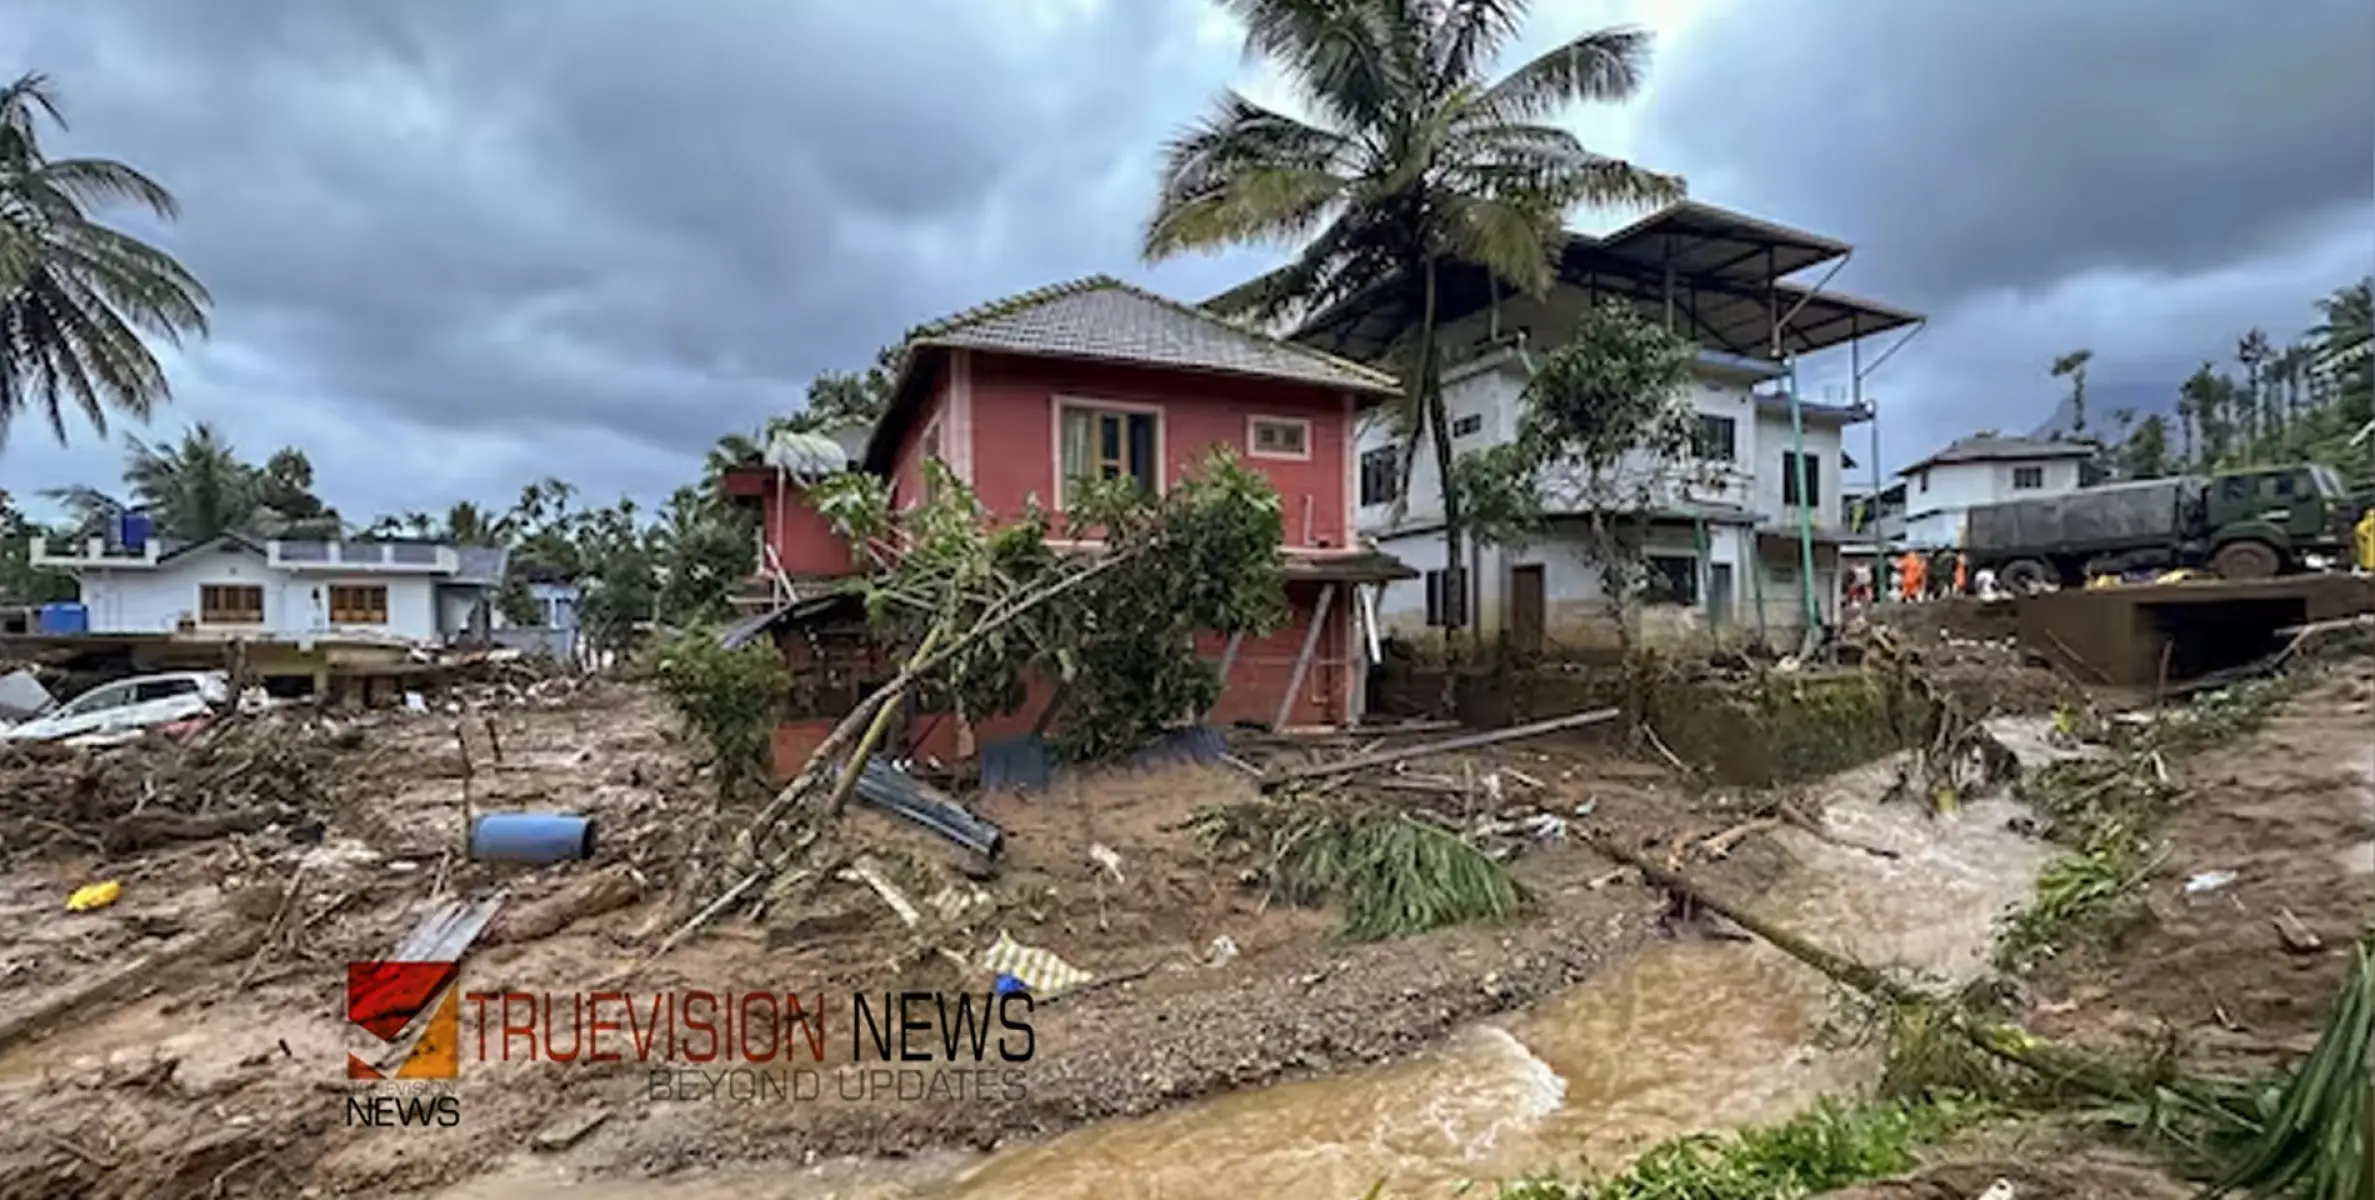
[1126,725,1229,771]
[979,734,1054,794]
[852,758,1003,857]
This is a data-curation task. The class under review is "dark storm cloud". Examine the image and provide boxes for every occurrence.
[0,0,1250,516]
[1644,0,2375,308]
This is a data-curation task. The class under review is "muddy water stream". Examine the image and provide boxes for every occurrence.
[447,757,2046,1200]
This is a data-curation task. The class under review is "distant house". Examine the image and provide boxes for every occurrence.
[1895,434,2095,549]
[738,274,1414,770]
[28,532,508,645]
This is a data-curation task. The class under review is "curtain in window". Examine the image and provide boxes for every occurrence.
[1059,408,1095,504]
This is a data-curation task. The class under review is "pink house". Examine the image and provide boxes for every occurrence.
[750,275,1414,769]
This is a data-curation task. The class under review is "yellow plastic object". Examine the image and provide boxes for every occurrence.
[66,880,122,912]
[2354,509,2375,571]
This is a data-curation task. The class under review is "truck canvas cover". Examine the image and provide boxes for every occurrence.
[1966,477,2199,552]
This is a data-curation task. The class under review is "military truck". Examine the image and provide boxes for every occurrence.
[1962,463,2356,590]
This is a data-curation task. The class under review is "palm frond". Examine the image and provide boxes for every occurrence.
[1476,26,1653,122]
[1217,0,1411,131]
[1147,92,1359,259]
[1429,0,1531,88]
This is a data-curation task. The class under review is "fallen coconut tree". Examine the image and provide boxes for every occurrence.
[1582,831,2371,1194]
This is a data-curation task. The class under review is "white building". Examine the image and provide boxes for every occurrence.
[1894,435,2094,549]
[28,533,508,645]
[1281,200,1923,654]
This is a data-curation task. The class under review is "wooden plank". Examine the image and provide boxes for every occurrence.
[1266,706,1622,786]
[1274,583,1336,730]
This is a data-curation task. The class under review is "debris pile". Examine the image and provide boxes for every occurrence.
[0,718,333,859]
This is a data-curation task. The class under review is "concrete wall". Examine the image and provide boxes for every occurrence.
[1900,457,2085,549]
[74,545,441,641]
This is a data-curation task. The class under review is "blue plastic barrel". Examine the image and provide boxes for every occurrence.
[36,603,88,635]
[468,813,596,863]
[119,511,153,552]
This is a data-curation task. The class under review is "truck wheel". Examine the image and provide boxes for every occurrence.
[2000,559,2053,594]
[2212,540,2279,580]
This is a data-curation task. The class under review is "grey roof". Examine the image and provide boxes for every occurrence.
[864,275,1399,473]
[1898,435,2096,475]
[914,275,1398,394]
[1753,393,1870,424]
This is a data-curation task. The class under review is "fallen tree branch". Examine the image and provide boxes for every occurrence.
[1264,707,1621,788]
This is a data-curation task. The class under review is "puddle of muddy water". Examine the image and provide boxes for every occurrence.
[462,756,2045,1200]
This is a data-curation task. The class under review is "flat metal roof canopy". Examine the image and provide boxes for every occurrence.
[1284,202,1921,363]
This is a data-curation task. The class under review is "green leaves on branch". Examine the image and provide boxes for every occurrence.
[808,450,1289,763]
[1454,298,1699,551]
[652,633,790,801]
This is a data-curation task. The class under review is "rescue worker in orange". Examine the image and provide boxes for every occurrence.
[1953,553,1969,596]
[1897,550,1927,602]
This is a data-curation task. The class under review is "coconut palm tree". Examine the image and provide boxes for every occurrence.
[1143,0,1683,638]
[119,422,257,541]
[2236,327,2271,452]
[0,72,211,444]
[2049,348,2093,438]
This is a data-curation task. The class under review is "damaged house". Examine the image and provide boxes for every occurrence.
[724,275,1418,774]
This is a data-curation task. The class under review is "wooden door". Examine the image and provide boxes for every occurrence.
[1509,564,1546,659]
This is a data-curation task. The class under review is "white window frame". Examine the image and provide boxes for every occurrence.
[1051,395,1167,505]
[1246,414,1313,461]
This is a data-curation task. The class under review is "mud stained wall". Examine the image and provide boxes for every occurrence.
[1370,661,1929,787]
[1642,672,1927,787]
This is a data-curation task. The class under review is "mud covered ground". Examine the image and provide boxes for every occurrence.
[0,678,1791,1199]
[1824,652,2375,1198]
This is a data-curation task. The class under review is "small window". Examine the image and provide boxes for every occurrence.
[1692,415,1737,462]
[1248,416,1311,460]
[56,683,133,718]
[1423,567,1469,629]
[1644,555,1699,606]
[132,677,200,703]
[1450,414,1483,438]
[2012,465,2044,490]
[1781,452,1822,507]
[1059,404,1159,504]
[1918,470,1931,493]
[200,584,265,625]
[2269,473,2296,499]
[330,584,390,624]
[1359,445,1402,506]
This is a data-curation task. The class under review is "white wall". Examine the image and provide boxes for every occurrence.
[1898,457,2085,549]
[73,546,442,641]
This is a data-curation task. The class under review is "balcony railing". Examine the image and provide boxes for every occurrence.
[269,540,457,572]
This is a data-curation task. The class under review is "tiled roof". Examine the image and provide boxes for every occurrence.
[1899,435,2095,475]
[910,275,1398,395]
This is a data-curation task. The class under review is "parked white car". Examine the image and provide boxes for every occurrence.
[0,671,230,745]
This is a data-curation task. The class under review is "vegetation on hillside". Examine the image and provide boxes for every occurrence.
[2090,276,2374,484]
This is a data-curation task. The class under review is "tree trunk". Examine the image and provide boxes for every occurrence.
[1420,255,1466,708]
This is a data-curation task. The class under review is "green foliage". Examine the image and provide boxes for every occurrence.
[494,577,543,628]
[44,423,341,542]
[2108,276,2374,486]
[0,489,74,604]
[1490,1096,1988,1199]
[1459,298,1699,552]
[652,632,789,799]
[810,449,1287,762]
[1994,821,2157,975]
[0,71,212,445]
[2199,935,2371,1200]
[1197,803,1521,941]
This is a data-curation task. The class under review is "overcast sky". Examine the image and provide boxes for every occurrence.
[2,0,2369,522]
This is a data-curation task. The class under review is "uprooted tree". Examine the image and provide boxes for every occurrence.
[641,450,1291,960]
[1456,299,1704,655]
[818,449,1290,762]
